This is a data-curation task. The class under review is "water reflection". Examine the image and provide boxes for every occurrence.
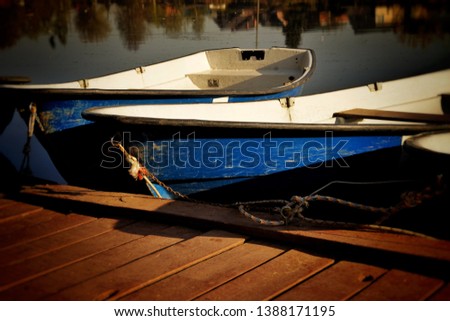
[349,3,450,48]
[1,0,450,196]
[75,1,111,44]
[1,0,449,51]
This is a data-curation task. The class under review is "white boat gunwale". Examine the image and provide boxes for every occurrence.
[82,108,450,135]
[0,47,316,97]
[82,69,450,135]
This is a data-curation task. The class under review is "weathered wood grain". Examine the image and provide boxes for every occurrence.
[275,261,387,300]
[1,189,448,301]
[427,283,450,300]
[0,219,141,291]
[0,225,199,300]
[46,230,246,300]
[19,185,450,263]
[0,201,43,223]
[122,242,285,301]
[0,211,96,250]
[0,198,17,209]
[0,217,131,266]
[0,209,63,236]
[351,269,444,300]
[196,249,334,301]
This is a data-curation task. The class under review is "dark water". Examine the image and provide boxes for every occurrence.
[1,0,450,187]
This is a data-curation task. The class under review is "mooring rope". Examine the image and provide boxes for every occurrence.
[112,140,228,203]
[111,140,445,239]
[111,139,163,199]
[235,176,445,239]
[27,102,45,137]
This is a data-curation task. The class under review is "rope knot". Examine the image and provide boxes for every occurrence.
[280,205,293,224]
[291,195,309,208]
[400,191,424,208]
[279,198,307,225]
[126,154,150,181]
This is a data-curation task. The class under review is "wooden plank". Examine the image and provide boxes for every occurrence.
[0,217,132,266]
[0,211,96,250]
[0,209,62,236]
[121,241,285,301]
[20,185,450,263]
[45,230,246,300]
[0,198,16,209]
[0,220,150,291]
[333,108,450,123]
[427,283,450,300]
[0,201,43,223]
[275,261,387,301]
[0,225,200,300]
[196,249,334,301]
[351,269,444,300]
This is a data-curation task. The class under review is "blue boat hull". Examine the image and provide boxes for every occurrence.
[14,101,448,201]
[24,116,445,201]
[10,86,303,134]
[102,128,402,199]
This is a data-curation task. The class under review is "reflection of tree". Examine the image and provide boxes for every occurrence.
[271,2,316,48]
[347,1,450,48]
[0,5,22,49]
[115,0,148,50]
[394,3,450,48]
[190,4,206,38]
[0,0,71,49]
[23,0,71,45]
[1,0,449,51]
[213,2,258,31]
[161,1,184,37]
[74,0,111,43]
[280,3,308,48]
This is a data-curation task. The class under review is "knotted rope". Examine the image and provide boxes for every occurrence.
[111,140,445,239]
[112,140,163,199]
[237,176,445,239]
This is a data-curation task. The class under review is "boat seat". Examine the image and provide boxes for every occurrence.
[187,69,298,90]
[333,108,450,124]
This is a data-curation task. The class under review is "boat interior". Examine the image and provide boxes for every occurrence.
[185,48,313,91]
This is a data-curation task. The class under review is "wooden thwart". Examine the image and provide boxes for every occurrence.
[333,108,450,123]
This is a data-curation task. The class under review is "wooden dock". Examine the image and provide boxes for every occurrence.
[1,184,449,301]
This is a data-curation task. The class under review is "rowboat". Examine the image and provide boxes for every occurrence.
[403,130,450,175]
[1,47,314,134]
[82,69,450,199]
